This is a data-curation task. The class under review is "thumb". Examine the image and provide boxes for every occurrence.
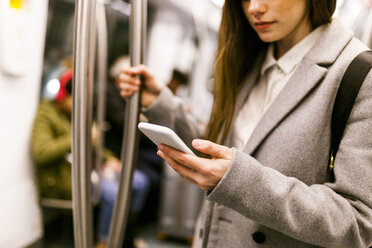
[133,64,154,79]
[192,139,233,159]
[122,65,152,78]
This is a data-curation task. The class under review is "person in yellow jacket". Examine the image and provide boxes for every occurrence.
[31,69,75,199]
[31,69,150,248]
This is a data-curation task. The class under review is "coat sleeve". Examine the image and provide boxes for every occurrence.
[207,69,372,248]
[31,103,71,167]
[142,87,205,150]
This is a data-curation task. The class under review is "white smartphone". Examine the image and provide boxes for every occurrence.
[138,122,195,155]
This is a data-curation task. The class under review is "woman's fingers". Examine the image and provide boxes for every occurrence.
[158,144,208,172]
[158,144,232,191]
[192,139,233,160]
[118,84,139,98]
[157,149,213,191]
[121,64,153,80]
[116,71,141,98]
[157,150,197,178]
[120,89,135,98]
[123,65,162,94]
[116,72,140,87]
[130,64,154,79]
[116,64,162,106]
[118,82,140,92]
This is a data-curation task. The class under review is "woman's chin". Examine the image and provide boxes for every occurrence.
[257,33,279,43]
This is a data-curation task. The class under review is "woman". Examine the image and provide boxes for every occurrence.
[117,0,372,247]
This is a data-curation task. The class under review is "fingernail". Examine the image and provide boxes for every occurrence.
[192,139,200,147]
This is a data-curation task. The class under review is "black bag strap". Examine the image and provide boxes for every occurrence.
[330,50,372,170]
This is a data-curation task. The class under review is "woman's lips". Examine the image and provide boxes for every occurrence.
[254,21,275,30]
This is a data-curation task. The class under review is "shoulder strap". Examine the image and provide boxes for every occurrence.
[331,50,372,159]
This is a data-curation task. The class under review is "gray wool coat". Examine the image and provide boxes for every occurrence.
[144,18,372,248]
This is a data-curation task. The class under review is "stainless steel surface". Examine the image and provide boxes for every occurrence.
[72,0,97,247]
[40,198,73,210]
[141,0,147,62]
[95,1,108,178]
[110,0,131,16]
[107,0,147,247]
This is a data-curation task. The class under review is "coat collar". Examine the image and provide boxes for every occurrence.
[242,18,354,155]
[306,18,354,66]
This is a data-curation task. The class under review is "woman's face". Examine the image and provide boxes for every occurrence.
[242,0,312,49]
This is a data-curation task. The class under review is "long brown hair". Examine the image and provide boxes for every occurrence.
[204,0,336,144]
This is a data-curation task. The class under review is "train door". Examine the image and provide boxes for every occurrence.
[0,0,48,247]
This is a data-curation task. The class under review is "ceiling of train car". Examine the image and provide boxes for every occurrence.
[210,0,224,8]
[149,0,221,33]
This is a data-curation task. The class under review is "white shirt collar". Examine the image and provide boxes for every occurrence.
[260,25,326,75]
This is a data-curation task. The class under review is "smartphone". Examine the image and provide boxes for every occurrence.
[138,122,195,155]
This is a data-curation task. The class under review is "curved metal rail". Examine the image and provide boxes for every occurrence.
[72,0,97,247]
[107,0,147,247]
[95,1,109,183]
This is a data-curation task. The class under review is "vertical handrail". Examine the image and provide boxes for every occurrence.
[141,0,147,63]
[95,0,108,182]
[72,0,96,247]
[107,0,147,247]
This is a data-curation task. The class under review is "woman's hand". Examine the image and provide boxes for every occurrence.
[157,139,233,191]
[116,64,163,107]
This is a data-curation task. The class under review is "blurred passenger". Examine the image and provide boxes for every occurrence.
[97,160,150,248]
[167,69,189,96]
[117,0,372,247]
[31,68,150,248]
[31,68,75,200]
[336,0,372,48]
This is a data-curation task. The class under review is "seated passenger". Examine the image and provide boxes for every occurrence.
[31,68,75,200]
[31,68,150,248]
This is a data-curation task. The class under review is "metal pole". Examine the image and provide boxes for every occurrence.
[72,0,96,247]
[107,0,147,247]
[95,0,108,183]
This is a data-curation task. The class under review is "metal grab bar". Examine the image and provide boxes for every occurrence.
[40,198,73,210]
[107,0,147,247]
[95,1,109,180]
[72,0,97,247]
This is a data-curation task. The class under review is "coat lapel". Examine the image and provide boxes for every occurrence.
[242,18,354,155]
[244,60,327,155]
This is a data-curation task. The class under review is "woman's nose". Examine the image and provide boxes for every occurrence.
[247,0,267,19]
